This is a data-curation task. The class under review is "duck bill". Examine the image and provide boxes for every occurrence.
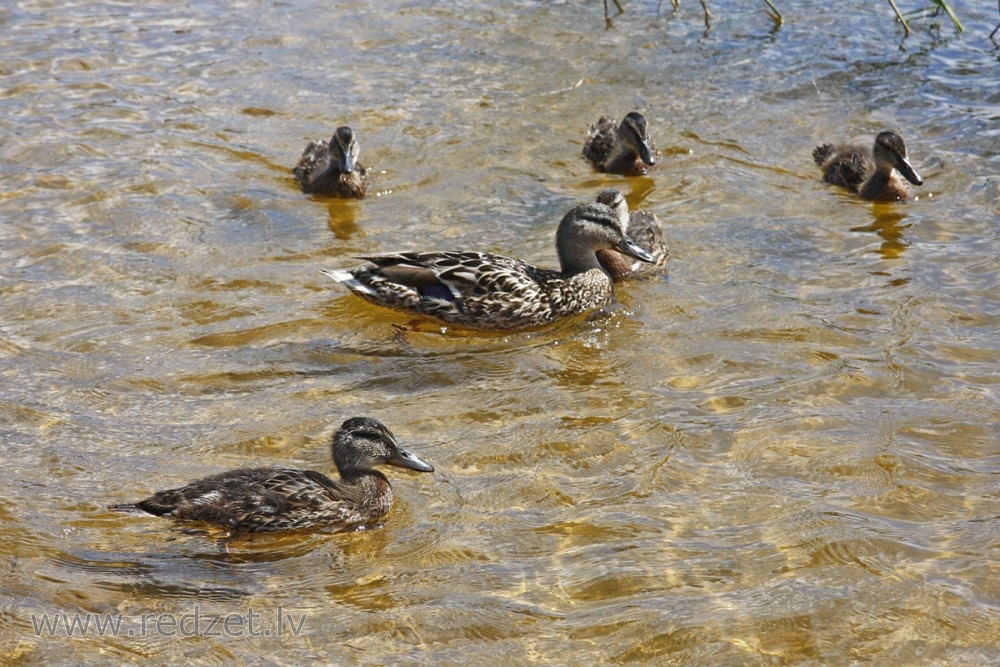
[388,446,435,473]
[338,150,356,174]
[637,140,657,167]
[617,237,655,264]
[896,158,923,186]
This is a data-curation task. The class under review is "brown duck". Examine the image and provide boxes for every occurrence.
[323,200,655,331]
[293,126,372,198]
[813,131,923,201]
[583,112,659,176]
[594,189,668,281]
[109,417,433,533]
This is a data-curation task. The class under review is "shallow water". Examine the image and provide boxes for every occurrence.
[2,0,999,664]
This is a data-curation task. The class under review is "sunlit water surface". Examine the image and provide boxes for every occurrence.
[2,0,999,664]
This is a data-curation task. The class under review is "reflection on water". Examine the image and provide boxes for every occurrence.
[324,201,364,241]
[852,207,910,260]
[2,0,1000,664]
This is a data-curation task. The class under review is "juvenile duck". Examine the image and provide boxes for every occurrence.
[812,131,923,202]
[293,126,371,198]
[323,201,655,331]
[108,417,433,533]
[595,189,669,281]
[583,112,659,176]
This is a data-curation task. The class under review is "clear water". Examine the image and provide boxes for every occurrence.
[2,0,999,663]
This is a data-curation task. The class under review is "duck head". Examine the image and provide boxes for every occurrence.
[556,202,654,274]
[595,188,630,230]
[333,417,434,474]
[619,112,657,167]
[874,131,922,186]
[331,126,360,174]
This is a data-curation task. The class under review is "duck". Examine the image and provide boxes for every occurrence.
[322,201,655,331]
[812,131,923,202]
[293,126,372,198]
[108,417,433,533]
[583,112,660,176]
[594,189,669,281]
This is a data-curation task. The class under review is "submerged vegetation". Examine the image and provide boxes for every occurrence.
[887,0,964,34]
[606,0,985,38]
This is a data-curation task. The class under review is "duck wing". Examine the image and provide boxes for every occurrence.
[814,143,872,193]
[127,467,368,532]
[360,252,550,301]
[293,139,331,187]
[327,251,610,330]
[582,116,618,165]
[226,468,370,532]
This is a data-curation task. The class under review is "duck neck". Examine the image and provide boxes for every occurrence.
[557,237,607,275]
[339,469,394,511]
[337,466,387,485]
[605,145,637,174]
[859,167,894,200]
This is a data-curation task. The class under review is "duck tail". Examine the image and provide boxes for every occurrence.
[321,269,376,297]
[812,144,835,166]
[108,503,141,512]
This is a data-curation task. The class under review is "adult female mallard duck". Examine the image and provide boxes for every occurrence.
[108,417,433,533]
[583,112,659,176]
[293,126,371,198]
[812,131,923,202]
[322,201,655,331]
[594,189,669,281]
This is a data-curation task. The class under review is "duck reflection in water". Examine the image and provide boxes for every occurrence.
[325,199,362,241]
[851,208,910,261]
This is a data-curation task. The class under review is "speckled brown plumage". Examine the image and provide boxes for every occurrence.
[323,201,656,331]
[583,112,660,176]
[812,131,923,202]
[109,417,433,533]
[293,126,371,198]
[593,189,669,282]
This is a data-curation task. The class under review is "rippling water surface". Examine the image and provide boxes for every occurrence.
[2,0,999,664]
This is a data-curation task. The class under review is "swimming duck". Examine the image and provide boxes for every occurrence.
[323,201,655,331]
[583,112,659,176]
[812,131,923,202]
[594,189,669,281]
[293,126,371,198]
[108,417,433,533]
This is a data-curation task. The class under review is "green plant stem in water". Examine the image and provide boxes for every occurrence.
[930,0,964,32]
[889,0,964,35]
[762,0,782,25]
[887,0,911,35]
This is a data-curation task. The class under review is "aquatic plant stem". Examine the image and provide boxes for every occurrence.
[762,0,783,25]
[887,0,911,35]
[930,0,964,32]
